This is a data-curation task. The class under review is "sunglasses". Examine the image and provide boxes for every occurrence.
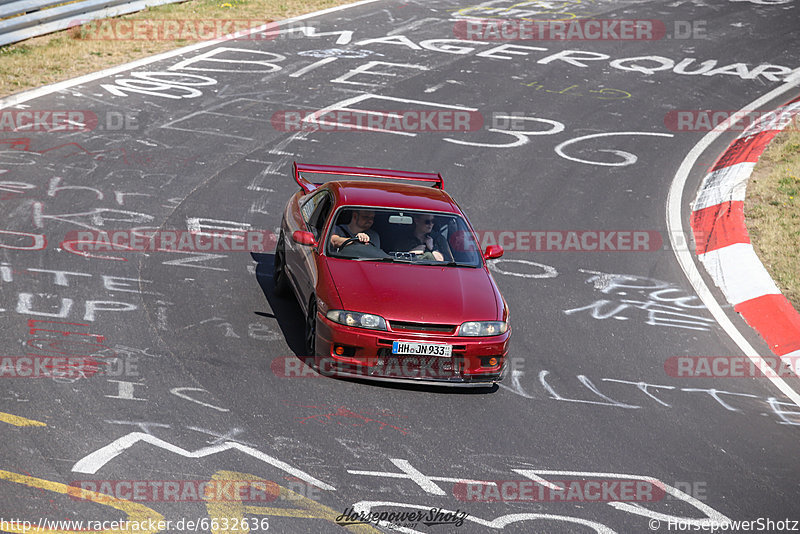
[422,219,434,224]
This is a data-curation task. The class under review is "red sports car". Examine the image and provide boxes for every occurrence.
[273,163,510,386]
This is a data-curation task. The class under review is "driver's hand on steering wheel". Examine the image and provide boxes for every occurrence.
[356,232,370,243]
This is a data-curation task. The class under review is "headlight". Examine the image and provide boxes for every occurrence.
[458,321,508,336]
[326,310,387,331]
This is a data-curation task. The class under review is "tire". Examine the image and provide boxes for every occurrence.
[273,231,291,297]
[305,298,317,358]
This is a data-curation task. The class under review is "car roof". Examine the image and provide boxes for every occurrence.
[324,180,461,213]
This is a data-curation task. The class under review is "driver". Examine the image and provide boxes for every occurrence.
[330,210,381,250]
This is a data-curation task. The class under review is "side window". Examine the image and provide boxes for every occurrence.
[300,191,326,225]
[307,194,332,239]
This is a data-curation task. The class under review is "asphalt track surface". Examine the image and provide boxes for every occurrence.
[2,1,800,532]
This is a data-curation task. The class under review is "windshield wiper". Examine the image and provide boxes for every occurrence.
[441,261,479,268]
[349,256,409,263]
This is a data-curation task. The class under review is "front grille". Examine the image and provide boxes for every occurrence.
[389,321,457,334]
[373,350,464,378]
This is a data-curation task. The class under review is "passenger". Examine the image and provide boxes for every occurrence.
[397,213,445,261]
[330,210,381,249]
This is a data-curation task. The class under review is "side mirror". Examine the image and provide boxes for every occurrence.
[483,245,504,260]
[292,230,318,247]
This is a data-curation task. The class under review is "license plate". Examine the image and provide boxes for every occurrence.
[392,341,452,357]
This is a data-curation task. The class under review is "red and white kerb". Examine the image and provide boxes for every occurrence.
[690,96,800,367]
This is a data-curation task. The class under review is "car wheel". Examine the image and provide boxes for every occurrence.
[305,297,317,358]
[273,231,291,297]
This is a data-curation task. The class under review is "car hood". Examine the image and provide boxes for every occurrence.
[324,259,501,324]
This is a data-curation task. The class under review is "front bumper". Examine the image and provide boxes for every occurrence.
[315,314,510,386]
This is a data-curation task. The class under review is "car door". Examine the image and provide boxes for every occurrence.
[293,190,333,307]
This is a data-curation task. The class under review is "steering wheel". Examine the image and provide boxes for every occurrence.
[339,236,373,249]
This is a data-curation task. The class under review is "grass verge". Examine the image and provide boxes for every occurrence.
[0,0,354,99]
[745,127,800,310]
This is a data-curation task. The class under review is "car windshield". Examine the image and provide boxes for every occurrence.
[326,207,483,267]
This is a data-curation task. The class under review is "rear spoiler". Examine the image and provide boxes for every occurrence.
[293,162,444,194]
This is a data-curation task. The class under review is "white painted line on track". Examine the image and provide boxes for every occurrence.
[0,0,383,110]
[666,70,800,407]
